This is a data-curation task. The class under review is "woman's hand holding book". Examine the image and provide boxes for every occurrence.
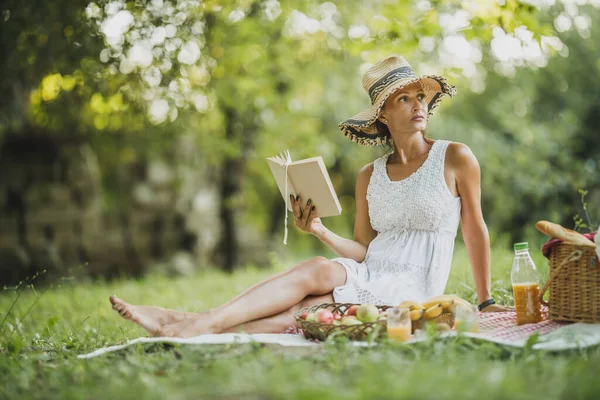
[291,194,326,237]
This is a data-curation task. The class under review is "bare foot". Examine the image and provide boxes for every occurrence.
[109,295,196,336]
[158,312,219,338]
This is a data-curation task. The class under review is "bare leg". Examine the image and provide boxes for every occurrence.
[159,257,346,337]
[221,294,334,334]
[109,295,199,335]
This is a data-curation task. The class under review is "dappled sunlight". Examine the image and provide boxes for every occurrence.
[1,1,600,397]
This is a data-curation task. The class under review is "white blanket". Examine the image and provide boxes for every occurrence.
[78,322,600,359]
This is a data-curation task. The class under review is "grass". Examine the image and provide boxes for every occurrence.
[1,243,599,399]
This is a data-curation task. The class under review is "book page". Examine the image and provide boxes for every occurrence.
[266,158,296,212]
[287,157,342,218]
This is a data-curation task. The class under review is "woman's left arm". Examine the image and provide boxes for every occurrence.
[450,143,512,312]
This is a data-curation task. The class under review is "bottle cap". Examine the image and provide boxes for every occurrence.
[514,242,529,251]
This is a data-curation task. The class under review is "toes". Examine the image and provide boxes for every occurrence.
[111,302,134,320]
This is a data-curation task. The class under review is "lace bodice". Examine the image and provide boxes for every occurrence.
[366,140,459,233]
[331,140,462,306]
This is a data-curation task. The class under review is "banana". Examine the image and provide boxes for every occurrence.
[396,300,425,312]
[439,299,455,309]
[422,295,456,310]
[447,297,473,314]
[423,295,473,314]
[409,308,425,321]
[424,303,444,319]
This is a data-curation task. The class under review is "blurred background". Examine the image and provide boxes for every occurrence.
[0,0,598,286]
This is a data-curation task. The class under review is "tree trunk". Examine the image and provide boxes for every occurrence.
[215,108,256,272]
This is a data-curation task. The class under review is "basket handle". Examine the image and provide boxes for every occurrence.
[538,250,583,307]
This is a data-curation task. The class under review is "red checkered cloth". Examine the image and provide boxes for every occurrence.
[474,309,568,342]
[541,231,596,258]
[284,307,570,344]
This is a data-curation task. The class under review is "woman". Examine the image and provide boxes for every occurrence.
[110,55,510,338]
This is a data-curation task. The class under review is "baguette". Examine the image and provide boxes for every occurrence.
[535,220,596,248]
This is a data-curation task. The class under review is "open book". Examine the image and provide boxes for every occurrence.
[267,150,342,243]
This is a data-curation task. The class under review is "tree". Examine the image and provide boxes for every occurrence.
[84,0,563,270]
[432,4,600,245]
[2,0,567,272]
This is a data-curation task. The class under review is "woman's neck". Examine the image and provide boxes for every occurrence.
[389,133,431,164]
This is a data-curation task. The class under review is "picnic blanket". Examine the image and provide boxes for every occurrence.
[78,311,600,359]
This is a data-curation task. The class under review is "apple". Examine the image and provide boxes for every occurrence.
[333,312,342,321]
[316,309,334,324]
[341,316,362,326]
[305,312,317,322]
[347,305,359,316]
[356,304,379,323]
[300,311,309,320]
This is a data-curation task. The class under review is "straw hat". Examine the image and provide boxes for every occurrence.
[339,56,456,146]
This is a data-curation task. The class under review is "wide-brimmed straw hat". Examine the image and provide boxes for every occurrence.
[339,55,456,146]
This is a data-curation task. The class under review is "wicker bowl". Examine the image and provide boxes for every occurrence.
[294,303,456,341]
[540,243,600,323]
[294,303,391,341]
[412,312,455,332]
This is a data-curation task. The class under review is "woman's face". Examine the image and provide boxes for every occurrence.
[379,81,428,134]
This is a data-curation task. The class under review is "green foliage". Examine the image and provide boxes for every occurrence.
[433,5,600,245]
[2,0,597,269]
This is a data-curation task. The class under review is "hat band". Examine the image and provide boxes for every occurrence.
[368,66,417,104]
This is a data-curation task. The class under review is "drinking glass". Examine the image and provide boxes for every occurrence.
[387,307,412,342]
[454,304,479,333]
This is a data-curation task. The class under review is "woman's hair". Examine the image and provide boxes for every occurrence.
[375,119,394,151]
[375,119,392,144]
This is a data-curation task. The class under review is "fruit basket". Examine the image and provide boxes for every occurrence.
[294,300,460,341]
[294,303,391,341]
[540,243,600,323]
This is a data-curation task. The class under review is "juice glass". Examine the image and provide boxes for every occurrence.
[387,307,412,342]
[454,304,479,333]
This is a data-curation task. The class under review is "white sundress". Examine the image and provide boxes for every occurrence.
[331,140,462,306]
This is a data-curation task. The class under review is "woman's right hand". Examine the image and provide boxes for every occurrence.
[290,194,326,237]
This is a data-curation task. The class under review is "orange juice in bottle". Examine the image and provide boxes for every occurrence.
[511,242,542,325]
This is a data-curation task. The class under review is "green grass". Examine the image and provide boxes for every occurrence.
[1,243,599,400]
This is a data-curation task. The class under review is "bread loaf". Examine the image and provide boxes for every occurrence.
[535,220,596,248]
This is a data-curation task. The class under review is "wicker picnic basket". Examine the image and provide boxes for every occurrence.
[294,303,455,341]
[539,243,600,323]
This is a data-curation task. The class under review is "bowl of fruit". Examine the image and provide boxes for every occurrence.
[295,303,391,341]
[294,295,474,341]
